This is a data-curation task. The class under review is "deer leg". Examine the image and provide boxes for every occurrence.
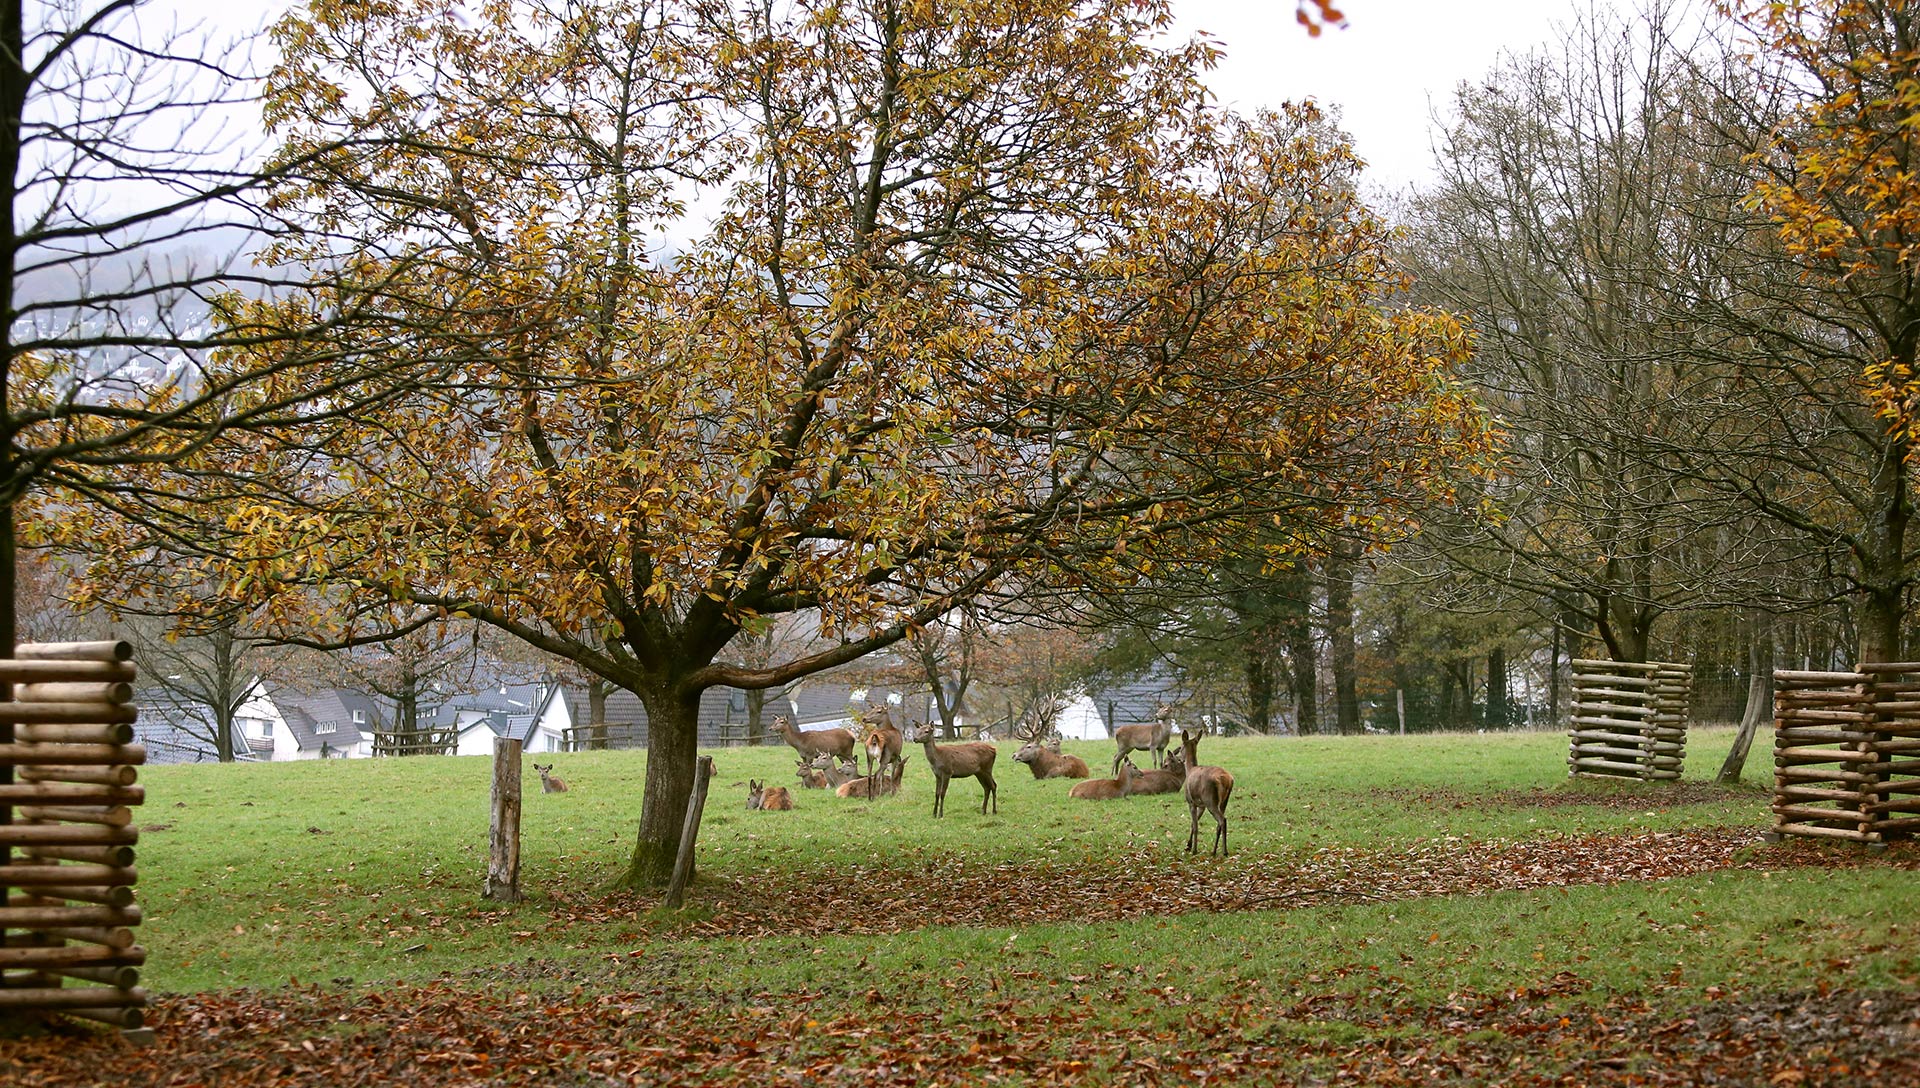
[933,775,946,817]
[980,771,996,815]
[1187,804,1200,853]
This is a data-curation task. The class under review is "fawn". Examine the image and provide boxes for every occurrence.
[532,763,568,793]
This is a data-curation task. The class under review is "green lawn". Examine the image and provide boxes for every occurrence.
[9,725,1915,1085]
[124,725,1906,997]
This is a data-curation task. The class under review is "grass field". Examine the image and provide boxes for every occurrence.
[7,726,1918,1086]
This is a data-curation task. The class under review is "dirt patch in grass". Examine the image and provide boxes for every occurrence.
[4,978,1914,1087]
[1372,780,1764,813]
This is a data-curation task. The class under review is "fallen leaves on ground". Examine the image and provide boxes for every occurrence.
[3,979,1915,1087]
[537,828,1910,940]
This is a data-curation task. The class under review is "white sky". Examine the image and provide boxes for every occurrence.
[1168,0,1629,194]
[148,0,1644,200]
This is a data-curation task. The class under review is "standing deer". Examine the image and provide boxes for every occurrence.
[1125,750,1186,795]
[1067,760,1139,800]
[746,780,794,811]
[862,703,905,781]
[1179,729,1234,857]
[1014,740,1090,779]
[532,763,569,793]
[906,721,997,817]
[770,714,857,765]
[1111,703,1177,775]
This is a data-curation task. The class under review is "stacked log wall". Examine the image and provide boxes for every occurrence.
[0,641,148,1030]
[1771,664,1920,844]
[1568,659,1692,781]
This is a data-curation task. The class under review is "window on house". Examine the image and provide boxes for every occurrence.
[315,720,337,735]
[351,709,368,724]
[254,719,270,738]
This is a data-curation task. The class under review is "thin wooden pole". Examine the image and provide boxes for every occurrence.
[483,738,523,903]
[664,756,713,910]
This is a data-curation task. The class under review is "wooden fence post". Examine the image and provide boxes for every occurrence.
[664,755,713,910]
[484,738,523,903]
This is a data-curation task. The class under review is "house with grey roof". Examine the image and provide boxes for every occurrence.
[135,691,259,765]
[234,683,374,760]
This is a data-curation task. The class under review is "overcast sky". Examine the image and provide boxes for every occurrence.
[1168,0,1637,194]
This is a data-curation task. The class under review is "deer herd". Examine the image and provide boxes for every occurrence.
[532,702,1234,856]
[756,701,1234,856]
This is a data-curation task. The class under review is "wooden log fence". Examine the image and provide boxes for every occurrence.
[0,641,150,1035]
[1567,659,1692,781]
[1769,664,1920,845]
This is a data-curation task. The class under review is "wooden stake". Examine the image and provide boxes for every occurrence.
[664,756,714,910]
[483,738,523,903]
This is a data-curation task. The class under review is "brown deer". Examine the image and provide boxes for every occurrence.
[770,714,857,765]
[1125,750,1186,795]
[862,702,905,779]
[746,780,794,811]
[1014,739,1090,779]
[532,763,568,793]
[795,760,829,790]
[906,721,997,816]
[1111,703,1177,775]
[1179,729,1234,856]
[1068,760,1139,800]
[836,754,911,798]
[809,752,864,789]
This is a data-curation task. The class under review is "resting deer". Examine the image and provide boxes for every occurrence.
[1068,760,1139,800]
[770,714,857,765]
[1014,740,1090,779]
[1112,703,1177,775]
[808,752,864,789]
[836,754,911,798]
[746,780,794,811]
[907,721,997,816]
[1179,729,1234,857]
[1125,750,1186,795]
[532,763,569,793]
[795,760,830,790]
[862,702,905,780]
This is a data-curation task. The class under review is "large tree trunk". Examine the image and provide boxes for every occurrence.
[1244,631,1276,734]
[616,681,702,891]
[1326,542,1360,735]
[1278,564,1317,735]
[588,675,609,750]
[1718,613,1774,784]
[745,687,767,745]
[1485,644,1508,730]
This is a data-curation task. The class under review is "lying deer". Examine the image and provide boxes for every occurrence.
[795,760,830,790]
[1125,750,1186,795]
[1014,739,1090,779]
[746,780,794,811]
[1112,703,1176,775]
[770,714,857,765]
[1068,760,1139,800]
[1179,729,1234,856]
[532,763,569,793]
[808,753,864,789]
[836,754,911,798]
[907,721,997,816]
